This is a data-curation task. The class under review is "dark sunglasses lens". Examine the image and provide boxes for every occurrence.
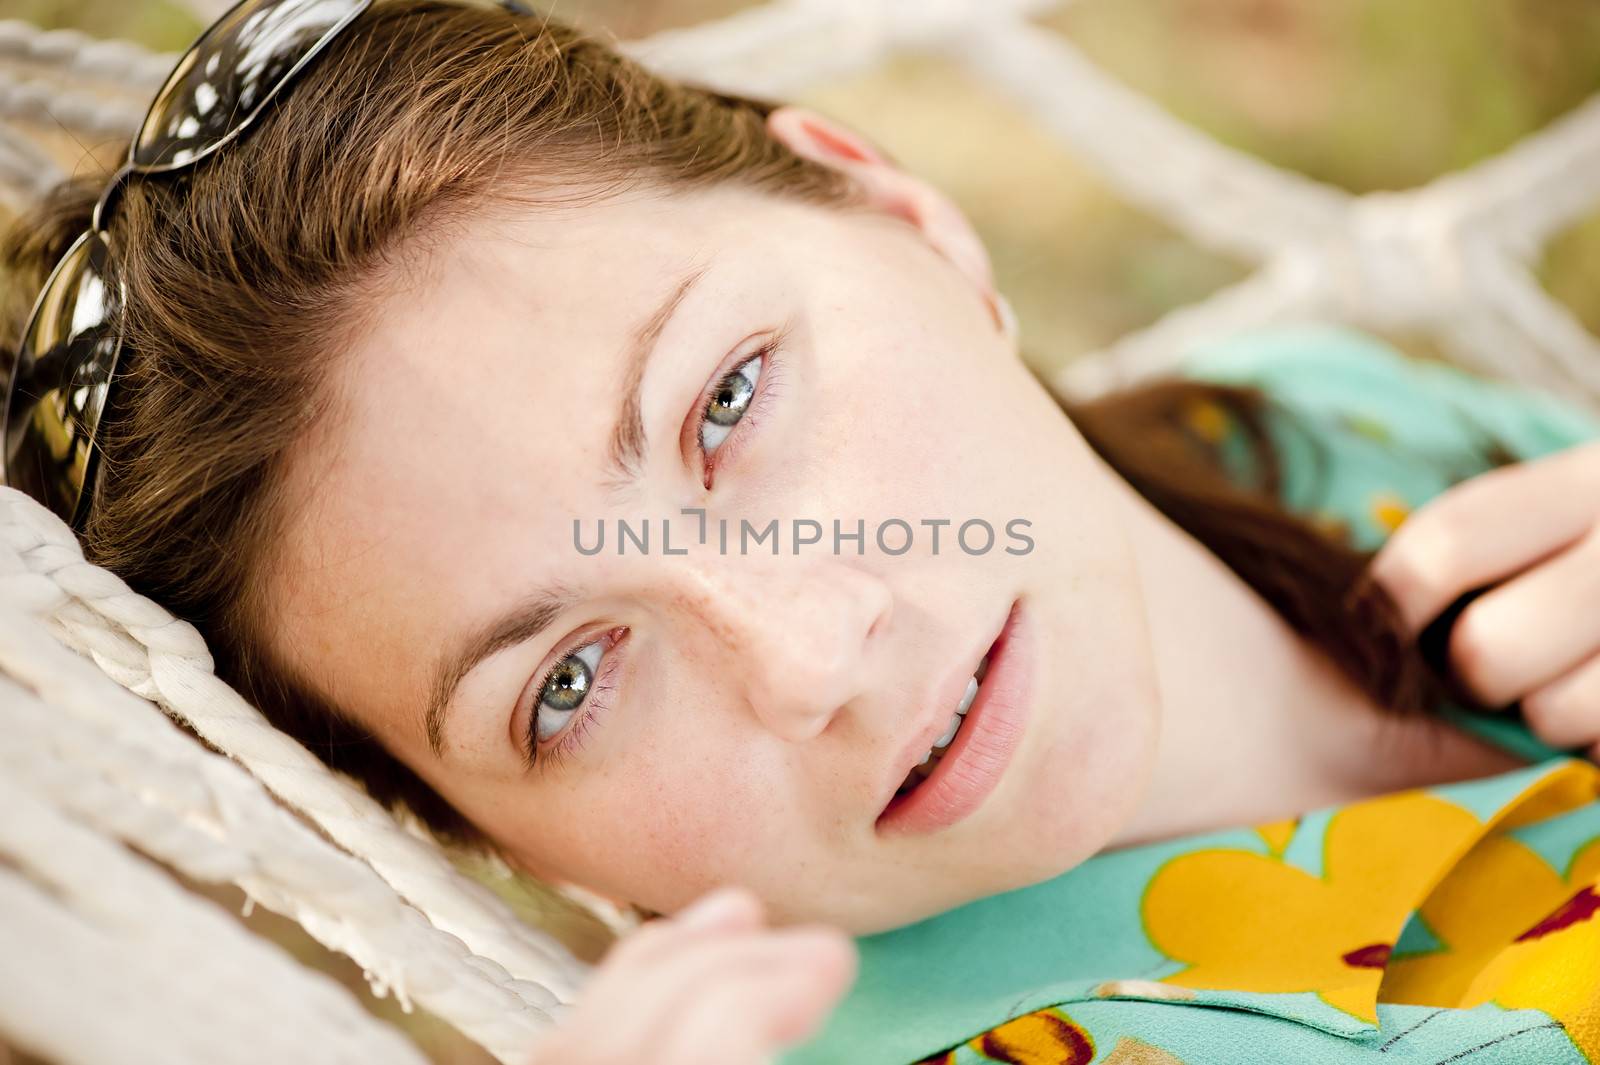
[3,233,122,526]
[133,0,368,170]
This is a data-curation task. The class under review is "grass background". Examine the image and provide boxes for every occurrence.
[2,0,1598,1061]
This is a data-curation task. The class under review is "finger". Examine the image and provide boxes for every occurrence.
[1368,446,1600,633]
[602,886,765,971]
[756,927,857,1047]
[672,885,766,932]
[1444,523,1600,706]
[570,925,852,1059]
[652,928,856,1063]
[1524,654,1600,750]
[610,930,852,1064]
[567,889,770,1054]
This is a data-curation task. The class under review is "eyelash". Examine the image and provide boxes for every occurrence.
[694,327,789,489]
[518,331,789,773]
[521,626,626,775]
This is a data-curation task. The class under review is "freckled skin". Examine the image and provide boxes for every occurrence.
[265,115,1162,934]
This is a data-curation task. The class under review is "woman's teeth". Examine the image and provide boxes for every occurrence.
[922,712,962,765]
[956,674,980,714]
[899,654,990,793]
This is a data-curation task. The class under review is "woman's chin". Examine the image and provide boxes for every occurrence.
[982,695,1161,886]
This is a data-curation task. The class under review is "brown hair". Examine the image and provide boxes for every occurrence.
[2,2,1450,855]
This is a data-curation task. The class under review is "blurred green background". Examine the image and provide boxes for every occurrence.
[2,0,1599,1061]
[4,0,1599,380]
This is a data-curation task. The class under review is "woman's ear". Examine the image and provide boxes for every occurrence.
[766,105,1011,339]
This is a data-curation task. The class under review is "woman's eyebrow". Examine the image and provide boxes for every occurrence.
[424,585,578,759]
[422,262,714,758]
[603,259,714,491]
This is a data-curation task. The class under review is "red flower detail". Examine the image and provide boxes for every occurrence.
[1340,942,1392,969]
[1517,885,1600,943]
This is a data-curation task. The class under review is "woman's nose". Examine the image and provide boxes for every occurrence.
[662,554,893,742]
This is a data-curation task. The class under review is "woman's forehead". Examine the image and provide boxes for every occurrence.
[372,189,736,341]
[327,196,717,466]
[267,189,822,719]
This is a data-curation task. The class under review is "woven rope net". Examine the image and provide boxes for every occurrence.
[2,2,1598,1062]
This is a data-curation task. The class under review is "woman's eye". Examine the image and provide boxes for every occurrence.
[699,353,762,455]
[533,639,605,743]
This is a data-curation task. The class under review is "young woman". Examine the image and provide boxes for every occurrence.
[5,2,1600,1062]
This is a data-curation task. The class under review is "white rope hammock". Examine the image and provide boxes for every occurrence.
[2,2,1598,1062]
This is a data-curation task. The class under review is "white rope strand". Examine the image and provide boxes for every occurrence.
[960,18,1353,266]
[0,122,63,205]
[0,778,431,1065]
[0,490,589,1006]
[0,21,174,90]
[1438,94,1600,260]
[0,75,146,139]
[0,607,569,1063]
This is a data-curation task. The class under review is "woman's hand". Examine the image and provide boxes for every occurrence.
[525,886,857,1065]
[1368,439,1600,756]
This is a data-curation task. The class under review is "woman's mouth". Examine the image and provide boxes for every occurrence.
[875,598,1032,836]
[893,655,988,792]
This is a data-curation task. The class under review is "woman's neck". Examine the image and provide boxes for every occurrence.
[1104,464,1527,849]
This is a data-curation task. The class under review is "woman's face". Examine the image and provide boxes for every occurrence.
[268,111,1164,934]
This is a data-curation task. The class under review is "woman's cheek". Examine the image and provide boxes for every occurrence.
[577,749,782,909]
[660,755,775,860]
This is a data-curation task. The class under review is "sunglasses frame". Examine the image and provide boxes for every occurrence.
[4,228,128,530]
[3,0,379,530]
[3,0,526,530]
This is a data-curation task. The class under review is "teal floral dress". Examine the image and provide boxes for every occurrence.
[784,326,1600,1065]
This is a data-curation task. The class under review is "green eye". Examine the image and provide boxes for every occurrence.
[700,353,762,454]
[533,640,603,743]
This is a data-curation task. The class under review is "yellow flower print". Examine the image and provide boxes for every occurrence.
[1386,833,1600,1062]
[1369,490,1411,534]
[1142,792,1483,1023]
[1180,398,1232,444]
[1256,817,1297,858]
[969,1009,1095,1065]
[1487,884,1600,1062]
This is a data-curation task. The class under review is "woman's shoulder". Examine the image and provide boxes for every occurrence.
[1170,324,1600,551]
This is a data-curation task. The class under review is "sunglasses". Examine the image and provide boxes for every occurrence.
[1,0,530,531]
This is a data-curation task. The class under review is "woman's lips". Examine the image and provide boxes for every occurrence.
[875,599,1032,836]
